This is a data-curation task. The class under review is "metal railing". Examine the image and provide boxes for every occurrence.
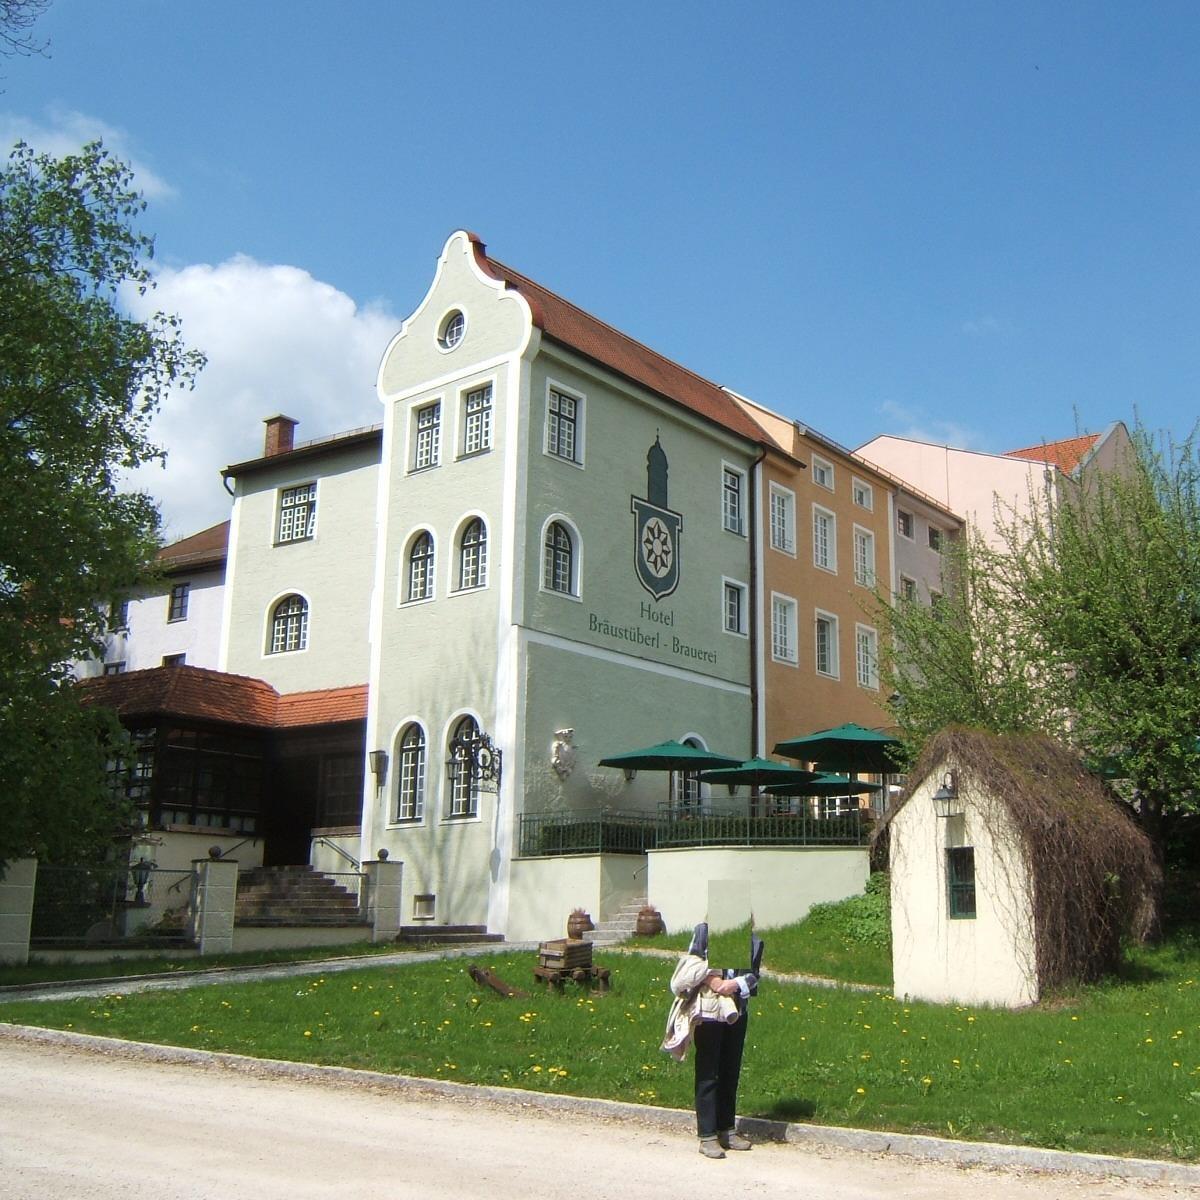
[517,806,869,857]
[518,810,660,857]
[30,864,194,946]
[312,836,361,870]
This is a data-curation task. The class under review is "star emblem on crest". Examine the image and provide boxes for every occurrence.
[642,517,673,577]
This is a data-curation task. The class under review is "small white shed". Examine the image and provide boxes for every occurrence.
[884,728,1156,1008]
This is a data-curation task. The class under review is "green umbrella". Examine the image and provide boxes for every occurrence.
[697,758,821,787]
[773,722,902,776]
[597,740,742,772]
[766,772,883,798]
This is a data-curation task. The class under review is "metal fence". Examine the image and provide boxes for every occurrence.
[30,864,194,947]
[517,806,868,857]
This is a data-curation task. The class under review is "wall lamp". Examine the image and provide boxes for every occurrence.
[931,770,962,818]
[623,767,637,782]
[369,749,389,789]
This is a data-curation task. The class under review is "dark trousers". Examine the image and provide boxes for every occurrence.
[692,1012,748,1138]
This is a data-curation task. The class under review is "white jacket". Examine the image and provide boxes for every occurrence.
[660,953,740,1062]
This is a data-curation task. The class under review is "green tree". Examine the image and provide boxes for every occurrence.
[878,425,1200,870]
[0,140,203,868]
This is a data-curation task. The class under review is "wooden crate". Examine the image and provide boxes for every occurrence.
[538,938,593,971]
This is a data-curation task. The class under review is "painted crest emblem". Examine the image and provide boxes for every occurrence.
[631,436,682,601]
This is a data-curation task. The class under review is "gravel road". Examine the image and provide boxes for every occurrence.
[1,1036,1196,1200]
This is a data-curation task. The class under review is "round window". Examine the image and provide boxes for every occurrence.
[438,310,465,350]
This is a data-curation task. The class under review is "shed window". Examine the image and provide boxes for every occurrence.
[947,846,976,919]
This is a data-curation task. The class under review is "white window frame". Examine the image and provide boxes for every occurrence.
[768,482,796,555]
[815,609,840,679]
[276,481,317,544]
[445,713,483,821]
[721,463,747,536]
[853,524,875,588]
[897,508,914,540]
[394,722,427,823]
[812,504,837,573]
[267,592,309,655]
[812,455,835,491]
[411,400,442,471]
[539,515,582,601]
[856,623,879,690]
[899,575,918,602]
[437,308,466,353]
[460,382,493,457]
[771,592,799,665]
[545,382,585,466]
[852,476,873,511]
[722,577,749,637]
[454,516,488,592]
[403,529,436,604]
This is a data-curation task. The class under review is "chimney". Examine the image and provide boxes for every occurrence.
[263,414,298,457]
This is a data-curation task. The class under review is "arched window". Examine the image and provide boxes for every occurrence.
[447,715,481,818]
[396,724,425,821]
[458,519,488,590]
[672,736,703,814]
[407,532,434,601]
[268,594,308,654]
[543,521,574,594]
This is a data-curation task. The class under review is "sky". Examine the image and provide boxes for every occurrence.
[5,2,1199,539]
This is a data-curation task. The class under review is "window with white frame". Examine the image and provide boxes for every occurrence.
[395,723,425,821]
[447,715,480,818]
[897,508,914,539]
[269,594,308,654]
[853,526,875,587]
[723,580,748,635]
[769,483,795,553]
[771,594,798,664]
[812,455,834,490]
[546,388,581,462]
[900,575,918,602]
[277,482,316,543]
[852,477,873,510]
[812,506,836,572]
[856,624,879,689]
[167,582,190,622]
[462,384,493,456]
[438,310,465,351]
[457,518,487,590]
[413,402,441,470]
[406,532,435,602]
[928,525,944,552]
[815,611,839,677]
[722,466,745,535]
[543,521,575,595]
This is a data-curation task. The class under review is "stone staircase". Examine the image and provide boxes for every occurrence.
[235,865,369,927]
[396,925,504,948]
[584,896,649,946]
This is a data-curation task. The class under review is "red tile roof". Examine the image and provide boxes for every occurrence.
[77,666,366,730]
[158,521,229,572]
[468,235,768,445]
[1005,434,1099,475]
[276,684,368,727]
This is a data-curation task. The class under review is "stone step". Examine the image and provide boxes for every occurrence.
[396,925,504,947]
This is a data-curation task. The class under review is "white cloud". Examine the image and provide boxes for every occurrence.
[0,107,175,199]
[961,315,1015,338]
[121,255,399,540]
[875,399,983,450]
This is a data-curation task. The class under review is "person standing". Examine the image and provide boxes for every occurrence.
[665,923,763,1159]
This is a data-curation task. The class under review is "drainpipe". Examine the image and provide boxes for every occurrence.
[749,445,767,758]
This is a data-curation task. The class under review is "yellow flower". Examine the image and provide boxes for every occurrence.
[303,1030,313,1037]
[855,1087,866,1095]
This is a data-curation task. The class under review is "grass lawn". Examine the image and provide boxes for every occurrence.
[3,934,1198,1162]
[0,941,412,988]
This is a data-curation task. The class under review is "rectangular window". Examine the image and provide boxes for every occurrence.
[167,582,190,622]
[812,455,834,490]
[928,526,944,552]
[722,466,745,535]
[723,580,747,635]
[103,661,126,676]
[852,477,873,510]
[462,384,493,456]
[947,847,977,918]
[769,484,795,553]
[815,612,839,677]
[547,388,580,462]
[109,598,129,630]
[856,624,879,689]
[853,527,875,587]
[812,506,836,572]
[162,654,186,667]
[771,594,798,664]
[897,508,914,539]
[900,575,918,602]
[277,482,317,543]
[413,401,441,470]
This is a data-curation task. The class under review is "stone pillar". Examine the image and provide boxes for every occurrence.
[363,857,403,944]
[189,858,239,956]
[0,858,37,966]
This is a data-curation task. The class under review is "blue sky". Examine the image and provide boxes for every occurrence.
[6,2,1199,536]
